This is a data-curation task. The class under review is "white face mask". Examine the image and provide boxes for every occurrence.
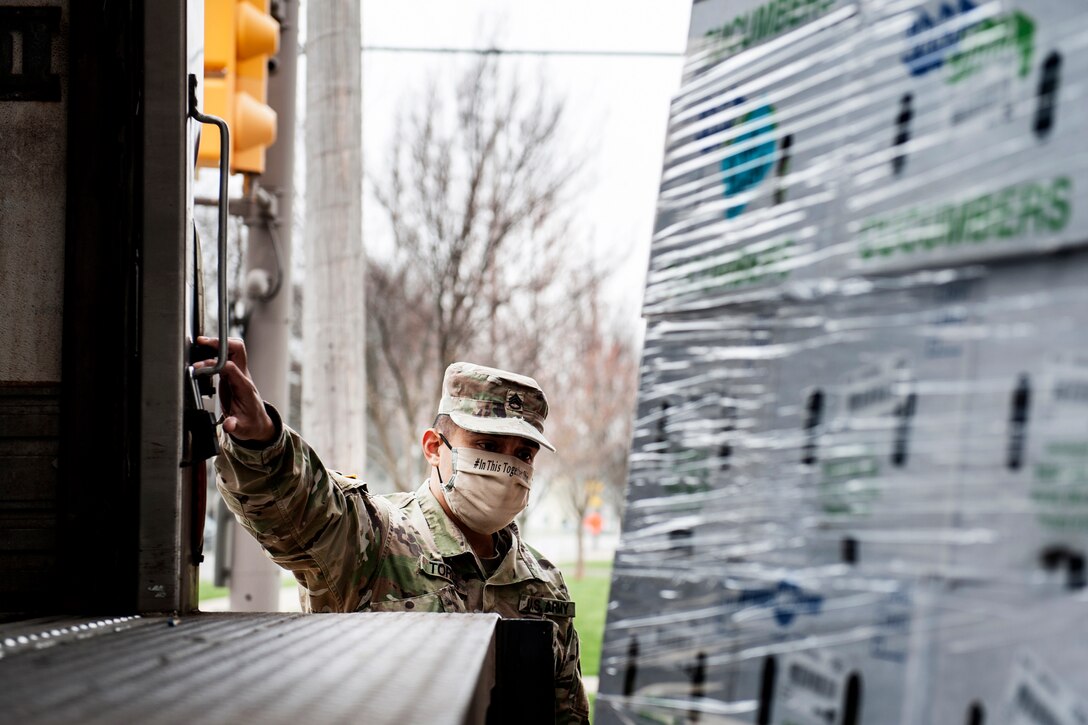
[436,435,533,535]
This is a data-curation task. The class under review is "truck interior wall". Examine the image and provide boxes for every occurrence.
[0,2,155,615]
[0,0,70,614]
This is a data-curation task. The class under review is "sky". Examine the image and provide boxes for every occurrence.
[358,1,691,328]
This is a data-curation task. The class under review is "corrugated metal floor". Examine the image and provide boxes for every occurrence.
[0,612,499,724]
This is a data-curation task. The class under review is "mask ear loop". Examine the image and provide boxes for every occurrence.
[435,432,454,489]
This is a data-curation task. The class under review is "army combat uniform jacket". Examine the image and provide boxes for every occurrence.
[215,408,590,723]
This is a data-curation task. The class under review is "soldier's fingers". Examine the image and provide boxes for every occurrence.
[215,362,240,395]
[220,360,252,391]
[225,337,248,367]
[222,416,238,434]
[194,337,229,370]
[223,361,264,410]
[194,336,248,370]
[219,386,234,417]
[218,359,238,379]
[216,367,233,411]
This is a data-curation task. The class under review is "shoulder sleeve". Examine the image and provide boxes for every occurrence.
[214,403,386,612]
[541,561,591,724]
[555,615,591,723]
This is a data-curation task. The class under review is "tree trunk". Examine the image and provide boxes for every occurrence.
[304,0,366,474]
[575,509,586,581]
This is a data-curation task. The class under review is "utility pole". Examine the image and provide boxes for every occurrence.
[227,0,299,612]
[304,1,366,474]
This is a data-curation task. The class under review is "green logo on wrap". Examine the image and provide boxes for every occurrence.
[1034,442,1088,531]
[686,239,794,290]
[821,455,881,515]
[902,2,1035,85]
[857,177,1072,261]
[946,10,1035,85]
[703,0,836,59]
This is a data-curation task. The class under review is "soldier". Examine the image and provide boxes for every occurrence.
[196,336,590,723]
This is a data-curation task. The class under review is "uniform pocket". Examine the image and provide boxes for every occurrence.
[368,585,452,613]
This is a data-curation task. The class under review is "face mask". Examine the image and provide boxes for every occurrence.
[436,434,533,535]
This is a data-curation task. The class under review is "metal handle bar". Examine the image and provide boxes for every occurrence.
[188,73,229,377]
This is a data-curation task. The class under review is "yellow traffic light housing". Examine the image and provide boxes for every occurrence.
[197,0,279,174]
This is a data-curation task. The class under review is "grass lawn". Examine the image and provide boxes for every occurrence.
[198,576,295,602]
[198,581,229,601]
[560,560,613,679]
[203,563,615,671]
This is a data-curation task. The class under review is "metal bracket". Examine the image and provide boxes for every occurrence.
[487,619,555,724]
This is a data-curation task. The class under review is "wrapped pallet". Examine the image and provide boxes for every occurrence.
[598,1,1088,723]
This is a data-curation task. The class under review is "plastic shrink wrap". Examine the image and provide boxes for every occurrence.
[597,1,1088,723]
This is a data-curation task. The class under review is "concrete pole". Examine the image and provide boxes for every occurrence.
[303,0,366,475]
[228,0,299,613]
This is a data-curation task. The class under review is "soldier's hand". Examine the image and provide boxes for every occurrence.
[194,336,277,443]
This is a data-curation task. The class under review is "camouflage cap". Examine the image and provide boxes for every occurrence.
[437,362,555,452]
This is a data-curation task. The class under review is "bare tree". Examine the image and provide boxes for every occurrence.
[539,274,640,579]
[365,55,640,580]
[366,55,582,492]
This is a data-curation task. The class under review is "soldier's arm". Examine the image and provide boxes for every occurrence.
[197,336,383,612]
[546,567,590,723]
[215,403,385,612]
[555,620,591,724]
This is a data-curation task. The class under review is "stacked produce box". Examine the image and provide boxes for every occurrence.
[597,1,1088,722]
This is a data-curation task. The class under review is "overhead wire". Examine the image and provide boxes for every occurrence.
[361,45,684,58]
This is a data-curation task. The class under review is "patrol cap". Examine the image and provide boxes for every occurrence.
[437,362,556,452]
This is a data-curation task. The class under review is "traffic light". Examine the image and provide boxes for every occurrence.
[198,0,279,174]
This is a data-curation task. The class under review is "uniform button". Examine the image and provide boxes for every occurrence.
[405,601,415,609]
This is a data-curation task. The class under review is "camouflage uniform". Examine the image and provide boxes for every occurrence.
[215,404,591,723]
